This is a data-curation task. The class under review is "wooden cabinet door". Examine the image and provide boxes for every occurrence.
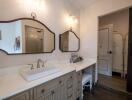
[57,79,66,100]
[37,90,52,100]
[34,78,59,99]
[37,88,60,100]
[34,76,66,100]
[50,84,62,100]
[5,91,31,100]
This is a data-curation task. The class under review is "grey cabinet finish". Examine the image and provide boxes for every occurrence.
[75,71,83,100]
[5,90,33,100]
[65,72,75,100]
[5,71,82,100]
[34,74,67,100]
[34,71,75,100]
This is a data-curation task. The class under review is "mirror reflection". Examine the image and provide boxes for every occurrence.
[0,18,55,54]
[59,30,80,52]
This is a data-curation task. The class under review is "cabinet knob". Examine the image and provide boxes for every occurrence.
[51,90,55,95]
[59,80,62,84]
[41,89,45,93]
[107,51,112,54]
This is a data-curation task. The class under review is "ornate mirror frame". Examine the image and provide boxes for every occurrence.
[59,30,80,52]
[0,18,55,55]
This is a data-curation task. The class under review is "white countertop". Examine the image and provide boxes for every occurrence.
[0,58,96,100]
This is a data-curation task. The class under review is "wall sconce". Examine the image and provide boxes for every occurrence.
[31,12,37,19]
[65,15,78,30]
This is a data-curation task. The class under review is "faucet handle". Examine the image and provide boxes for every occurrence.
[42,60,47,67]
[28,64,34,70]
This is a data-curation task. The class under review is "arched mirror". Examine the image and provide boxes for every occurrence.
[0,18,55,55]
[59,30,80,52]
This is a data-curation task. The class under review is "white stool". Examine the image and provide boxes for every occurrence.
[82,73,92,91]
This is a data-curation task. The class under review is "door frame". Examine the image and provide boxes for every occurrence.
[25,25,44,53]
[97,6,131,92]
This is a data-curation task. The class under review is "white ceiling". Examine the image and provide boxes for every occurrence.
[68,0,97,10]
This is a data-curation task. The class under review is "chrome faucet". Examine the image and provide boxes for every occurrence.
[70,53,78,63]
[28,64,34,70]
[37,59,45,68]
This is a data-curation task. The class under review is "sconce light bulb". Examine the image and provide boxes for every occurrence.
[65,14,78,30]
[31,12,37,19]
[74,18,78,24]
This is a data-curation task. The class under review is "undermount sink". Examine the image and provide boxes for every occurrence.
[20,66,61,81]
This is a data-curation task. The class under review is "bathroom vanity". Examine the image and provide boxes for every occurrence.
[6,71,76,100]
[0,58,96,100]
[4,71,82,100]
[0,16,97,100]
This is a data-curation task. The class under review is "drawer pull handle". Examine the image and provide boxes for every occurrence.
[41,89,45,93]
[51,90,55,95]
[68,94,73,98]
[68,85,73,89]
[59,81,62,84]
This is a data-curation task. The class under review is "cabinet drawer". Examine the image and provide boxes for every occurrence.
[77,87,81,96]
[77,71,82,76]
[66,72,75,100]
[67,88,73,96]
[36,90,51,100]
[78,79,82,85]
[5,90,31,100]
[66,72,74,85]
[67,94,74,100]
[67,84,73,89]
[34,78,61,99]
[77,71,82,79]
[67,71,74,78]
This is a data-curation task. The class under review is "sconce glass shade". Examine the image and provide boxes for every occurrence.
[65,15,78,30]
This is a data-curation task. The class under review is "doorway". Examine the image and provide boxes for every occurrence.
[98,8,129,92]
[25,25,44,53]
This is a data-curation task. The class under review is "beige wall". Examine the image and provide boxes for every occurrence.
[80,0,132,59]
[0,0,80,67]
[99,9,129,36]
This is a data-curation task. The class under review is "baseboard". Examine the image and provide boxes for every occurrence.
[112,71,121,76]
